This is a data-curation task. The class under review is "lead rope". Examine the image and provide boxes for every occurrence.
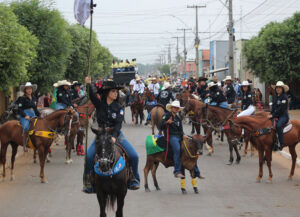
[164,125,169,161]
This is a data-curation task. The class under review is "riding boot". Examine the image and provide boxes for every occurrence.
[80,144,85,156]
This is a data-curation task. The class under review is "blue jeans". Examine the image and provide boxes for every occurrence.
[276,114,289,146]
[194,165,200,177]
[85,131,140,185]
[211,101,228,109]
[56,103,81,130]
[169,135,182,174]
[20,109,36,132]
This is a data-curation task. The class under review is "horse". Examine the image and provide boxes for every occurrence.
[229,115,300,183]
[130,91,144,124]
[150,105,165,135]
[144,134,206,194]
[118,88,128,123]
[91,127,129,217]
[144,88,157,113]
[0,109,77,183]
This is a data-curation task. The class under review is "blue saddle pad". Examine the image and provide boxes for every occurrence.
[94,156,126,177]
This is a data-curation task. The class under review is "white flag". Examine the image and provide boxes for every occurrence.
[74,0,91,26]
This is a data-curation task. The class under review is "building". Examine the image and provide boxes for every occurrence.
[178,60,196,79]
[199,49,210,77]
[209,40,229,81]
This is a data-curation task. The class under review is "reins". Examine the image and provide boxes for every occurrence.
[183,139,198,158]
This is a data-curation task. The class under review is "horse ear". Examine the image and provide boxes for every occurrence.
[91,127,99,135]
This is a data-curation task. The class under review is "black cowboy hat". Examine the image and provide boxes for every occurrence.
[97,80,122,94]
[197,77,208,82]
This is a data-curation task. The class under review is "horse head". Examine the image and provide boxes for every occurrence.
[91,126,115,172]
[191,134,206,155]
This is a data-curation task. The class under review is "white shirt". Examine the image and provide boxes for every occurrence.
[148,83,160,95]
[129,79,136,86]
[133,82,145,94]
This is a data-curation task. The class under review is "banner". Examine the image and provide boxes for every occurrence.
[74,0,90,26]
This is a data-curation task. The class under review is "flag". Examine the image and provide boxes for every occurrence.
[74,0,91,26]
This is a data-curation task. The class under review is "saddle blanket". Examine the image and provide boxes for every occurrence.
[283,123,292,134]
[94,156,125,177]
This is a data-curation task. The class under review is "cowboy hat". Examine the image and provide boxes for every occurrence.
[166,100,184,112]
[197,77,208,82]
[72,81,82,86]
[208,82,217,89]
[241,80,251,86]
[20,82,37,92]
[57,80,71,87]
[98,80,122,94]
[135,75,141,81]
[223,75,233,82]
[53,82,59,88]
[162,82,171,90]
[274,81,289,92]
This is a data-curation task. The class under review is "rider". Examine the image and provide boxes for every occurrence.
[70,81,81,103]
[269,81,290,151]
[237,80,255,117]
[207,82,228,108]
[83,78,140,192]
[161,100,203,179]
[196,77,208,101]
[56,80,76,110]
[157,82,174,108]
[132,76,145,95]
[223,76,236,106]
[148,77,160,98]
[16,82,40,151]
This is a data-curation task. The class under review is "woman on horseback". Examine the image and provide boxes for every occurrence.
[269,81,290,151]
[223,76,236,105]
[161,101,203,179]
[56,80,76,110]
[16,82,40,151]
[237,80,255,117]
[84,78,140,193]
[207,82,228,108]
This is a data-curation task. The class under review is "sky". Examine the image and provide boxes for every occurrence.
[4,0,300,64]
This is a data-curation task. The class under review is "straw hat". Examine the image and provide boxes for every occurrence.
[53,82,59,88]
[136,75,141,81]
[20,82,37,92]
[241,80,251,86]
[162,82,171,90]
[208,82,217,89]
[223,76,233,82]
[166,100,184,112]
[274,81,289,92]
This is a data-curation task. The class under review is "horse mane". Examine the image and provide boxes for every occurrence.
[233,115,270,129]
[43,109,70,121]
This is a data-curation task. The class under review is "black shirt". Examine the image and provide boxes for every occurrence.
[157,90,174,107]
[16,96,40,117]
[88,84,123,138]
[57,86,73,107]
[241,91,253,111]
[70,89,80,101]
[225,83,236,104]
[271,93,289,118]
[197,84,208,101]
[161,112,184,138]
[209,86,227,105]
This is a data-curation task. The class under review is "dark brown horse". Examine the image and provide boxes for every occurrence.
[0,109,77,183]
[130,91,144,124]
[91,127,129,217]
[150,105,165,135]
[229,115,300,183]
[144,134,206,194]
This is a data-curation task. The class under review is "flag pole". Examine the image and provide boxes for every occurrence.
[84,0,95,182]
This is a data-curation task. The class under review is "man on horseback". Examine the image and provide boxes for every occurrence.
[237,80,255,117]
[269,81,290,151]
[148,77,160,98]
[84,78,140,193]
[157,82,174,108]
[16,82,40,152]
[223,76,236,106]
[196,77,208,101]
[207,82,228,108]
[56,80,75,110]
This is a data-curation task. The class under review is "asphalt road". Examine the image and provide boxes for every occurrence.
[0,109,300,217]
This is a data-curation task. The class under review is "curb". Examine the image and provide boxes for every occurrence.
[278,150,300,166]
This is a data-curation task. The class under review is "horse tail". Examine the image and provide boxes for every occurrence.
[106,193,117,210]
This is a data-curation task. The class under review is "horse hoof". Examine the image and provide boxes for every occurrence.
[193,187,199,194]
[145,188,151,192]
[65,160,70,164]
[10,176,15,181]
[288,176,293,181]
[181,189,187,195]
[46,159,51,163]
[41,178,48,184]
[266,178,272,184]
[256,177,262,183]
[242,153,247,157]
[155,186,161,191]
[33,160,37,164]
[227,162,233,166]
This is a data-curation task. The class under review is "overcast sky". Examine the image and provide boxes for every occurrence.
[4,0,300,64]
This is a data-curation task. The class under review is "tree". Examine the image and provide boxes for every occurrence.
[11,0,72,93]
[0,4,38,93]
[244,12,300,84]
[159,64,170,75]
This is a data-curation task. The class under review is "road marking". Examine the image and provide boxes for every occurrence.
[279,150,300,166]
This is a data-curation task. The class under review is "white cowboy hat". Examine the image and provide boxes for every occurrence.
[53,82,59,88]
[135,75,141,81]
[166,100,184,112]
[57,80,71,87]
[274,81,289,92]
[20,82,37,92]
[223,75,233,82]
[241,80,251,86]
[162,82,171,90]
[208,81,217,89]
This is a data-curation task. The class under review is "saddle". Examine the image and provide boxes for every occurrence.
[272,119,293,134]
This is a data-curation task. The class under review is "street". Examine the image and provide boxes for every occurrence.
[0,109,300,217]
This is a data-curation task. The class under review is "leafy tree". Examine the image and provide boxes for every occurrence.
[244,12,300,84]
[0,3,38,93]
[11,0,72,93]
[159,64,170,75]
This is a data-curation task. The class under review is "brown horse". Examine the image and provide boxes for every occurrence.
[150,105,165,135]
[144,134,206,194]
[130,91,144,124]
[0,109,77,183]
[144,88,157,113]
[229,115,300,183]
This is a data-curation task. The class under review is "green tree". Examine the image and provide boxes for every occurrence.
[244,12,300,83]
[65,24,113,82]
[11,0,72,93]
[159,64,170,75]
[0,3,38,92]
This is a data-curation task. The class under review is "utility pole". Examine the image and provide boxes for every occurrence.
[187,4,206,78]
[177,28,192,79]
[228,0,234,78]
[172,37,181,64]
